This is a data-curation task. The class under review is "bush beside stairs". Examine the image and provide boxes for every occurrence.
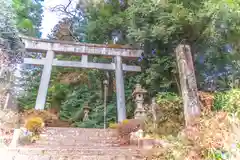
[1,127,148,160]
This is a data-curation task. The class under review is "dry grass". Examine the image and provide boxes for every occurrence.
[145,111,240,160]
[20,109,58,126]
[20,109,71,127]
[109,119,144,145]
[0,109,20,129]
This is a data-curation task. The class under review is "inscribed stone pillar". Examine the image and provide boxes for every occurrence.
[175,44,201,125]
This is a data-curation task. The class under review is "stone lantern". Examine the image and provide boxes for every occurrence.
[83,103,91,121]
[132,84,147,119]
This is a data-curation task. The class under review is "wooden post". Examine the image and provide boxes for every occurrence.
[175,44,201,125]
[103,80,108,129]
[151,98,157,130]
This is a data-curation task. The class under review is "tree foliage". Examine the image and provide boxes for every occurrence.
[14,0,44,107]
[13,0,44,36]
[18,0,240,128]
[0,0,23,59]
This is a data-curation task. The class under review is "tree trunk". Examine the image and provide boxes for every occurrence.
[175,44,201,126]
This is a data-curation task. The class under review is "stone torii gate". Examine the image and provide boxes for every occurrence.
[20,36,143,122]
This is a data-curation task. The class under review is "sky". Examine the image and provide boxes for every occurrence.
[41,0,78,38]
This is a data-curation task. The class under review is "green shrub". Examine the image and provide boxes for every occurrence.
[145,92,184,137]
[213,91,228,111]
[213,89,240,117]
[156,92,182,109]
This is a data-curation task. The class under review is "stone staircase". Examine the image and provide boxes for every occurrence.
[1,127,148,160]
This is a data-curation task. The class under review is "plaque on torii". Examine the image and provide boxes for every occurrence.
[20,36,143,122]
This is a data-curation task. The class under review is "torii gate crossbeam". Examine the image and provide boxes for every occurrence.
[20,36,143,122]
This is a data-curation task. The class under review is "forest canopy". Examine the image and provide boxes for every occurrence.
[14,0,240,128]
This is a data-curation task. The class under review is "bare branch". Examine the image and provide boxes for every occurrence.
[49,0,81,19]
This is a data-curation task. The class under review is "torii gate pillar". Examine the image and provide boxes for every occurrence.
[35,50,54,110]
[115,55,126,122]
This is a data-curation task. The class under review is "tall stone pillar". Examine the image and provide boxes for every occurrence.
[175,45,201,125]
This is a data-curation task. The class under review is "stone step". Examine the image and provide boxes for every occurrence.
[50,155,144,160]
[0,127,152,160]
[2,147,146,160]
[6,147,144,154]
[42,129,117,138]
[37,139,118,145]
[44,127,116,132]
[31,139,120,147]
[34,141,119,147]
[3,154,144,160]
[41,133,117,138]
[36,136,119,146]
[2,128,118,139]
[37,138,119,145]
[1,137,119,147]
[40,135,118,140]
[40,134,118,140]
[25,143,121,148]
[45,127,116,131]
[38,138,118,144]
[44,127,116,134]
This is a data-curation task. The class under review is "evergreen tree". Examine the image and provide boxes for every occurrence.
[15,0,44,109]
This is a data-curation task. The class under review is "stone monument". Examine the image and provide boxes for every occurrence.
[82,103,91,121]
[132,84,147,119]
